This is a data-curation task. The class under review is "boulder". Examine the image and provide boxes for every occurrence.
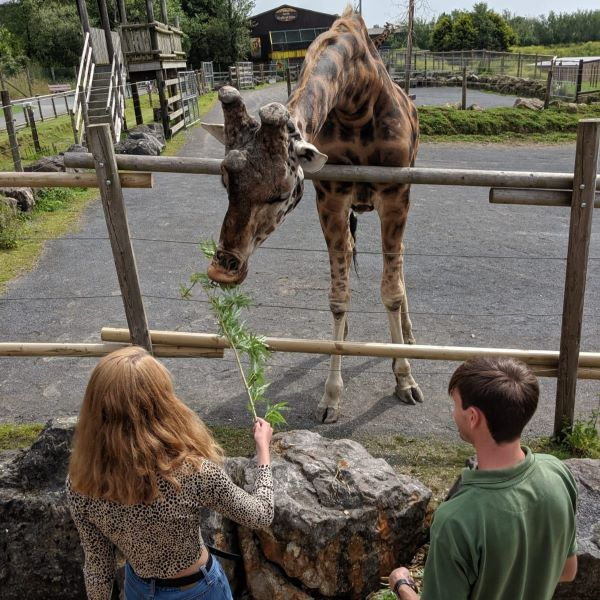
[0,187,35,212]
[0,423,431,600]
[115,132,164,156]
[239,430,431,599]
[0,195,18,214]
[128,123,166,147]
[553,459,600,600]
[0,417,84,599]
[513,97,544,110]
[24,154,66,173]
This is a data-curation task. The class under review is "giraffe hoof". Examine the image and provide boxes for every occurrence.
[395,384,424,405]
[315,405,340,424]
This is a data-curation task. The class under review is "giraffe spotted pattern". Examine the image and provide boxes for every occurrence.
[67,462,273,599]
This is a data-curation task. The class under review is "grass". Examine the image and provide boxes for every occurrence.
[511,42,600,57]
[0,91,218,294]
[418,103,600,143]
[0,423,45,450]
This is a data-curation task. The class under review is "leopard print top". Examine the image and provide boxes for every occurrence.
[66,461,273,600]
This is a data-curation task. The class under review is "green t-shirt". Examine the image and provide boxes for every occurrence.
[421,448,577,600]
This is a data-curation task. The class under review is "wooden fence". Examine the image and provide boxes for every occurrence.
[2,121,599,436]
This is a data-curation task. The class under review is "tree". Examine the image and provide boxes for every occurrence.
[0,25,25,77]
[430,3,515,51]
[430,14,453,51]
[182,0,255,66]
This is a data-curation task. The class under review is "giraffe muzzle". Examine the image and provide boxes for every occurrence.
[207,250,248,284]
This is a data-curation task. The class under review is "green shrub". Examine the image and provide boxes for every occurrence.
[0,200,21,249]
[561,408,600,458]
[35,187,76,212]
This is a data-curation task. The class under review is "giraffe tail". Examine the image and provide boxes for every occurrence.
[349,210,359,277]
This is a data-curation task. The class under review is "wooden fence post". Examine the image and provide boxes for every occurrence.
[25,104,41,153]
[462,67,467,110]
[544,62,554,109]
[1,90,23,172]
[131,82,143,125]
[286,67,292,96]
[87,124,153,352]
[554,119,600,436]
[69,110,78,144]
[575,59,584,103]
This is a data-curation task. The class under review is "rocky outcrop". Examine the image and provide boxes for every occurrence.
[115,124,166,156]
[0,422,431,600]
[553,459,600,600]
[0,187,35,212]
[0,417,84,600]
[238,430,431,599]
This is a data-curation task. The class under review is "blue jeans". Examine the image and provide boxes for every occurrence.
[124,557,234,600]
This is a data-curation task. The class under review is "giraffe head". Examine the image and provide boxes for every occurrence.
[202,86,327,284]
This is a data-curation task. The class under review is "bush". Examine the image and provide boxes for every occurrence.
[35,187,75,212]
[0,200,21,249]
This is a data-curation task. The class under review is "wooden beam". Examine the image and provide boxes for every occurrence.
[88,125,153,352]
[0,342,223,358]
[490,187,600,208]
[0,172,153,188]
[64,152,600,191]
[101,327,600,370]
[554,119,600,435]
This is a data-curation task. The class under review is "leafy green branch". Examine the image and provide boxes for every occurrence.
[181,239,288,427]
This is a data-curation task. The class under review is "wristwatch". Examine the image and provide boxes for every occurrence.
[393,577,418,597]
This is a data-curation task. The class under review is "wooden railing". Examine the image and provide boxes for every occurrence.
[72,31,95,144]
[106,35,126,141]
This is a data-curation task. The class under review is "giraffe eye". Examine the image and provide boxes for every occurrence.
[266,192,290,204]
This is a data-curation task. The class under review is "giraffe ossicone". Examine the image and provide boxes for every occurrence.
[202,6,423,422]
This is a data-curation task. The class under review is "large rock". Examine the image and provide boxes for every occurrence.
[0,417,84,599]
[0,423,431,600]
[514,97,544,110]
[553,458,600,600]
[115,124,165,156]
[0,187,35,212]
[240,430,431,599]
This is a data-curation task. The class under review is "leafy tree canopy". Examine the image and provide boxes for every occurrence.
[430,3,516,51]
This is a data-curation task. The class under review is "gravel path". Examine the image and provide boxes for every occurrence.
[1,83,598,441]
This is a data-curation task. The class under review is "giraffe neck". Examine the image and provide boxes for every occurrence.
[286,15,383,142]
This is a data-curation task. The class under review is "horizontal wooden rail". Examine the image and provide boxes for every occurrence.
[490,187,600,207]
[101,327,600,377]
[0,172,153,189]
[0,342,223,358]
[63,153,600,191]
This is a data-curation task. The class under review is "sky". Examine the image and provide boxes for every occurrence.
[252,0,600,26]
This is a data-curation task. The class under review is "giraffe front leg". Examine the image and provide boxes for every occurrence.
[315,194,353,423]
[380,205,423,405]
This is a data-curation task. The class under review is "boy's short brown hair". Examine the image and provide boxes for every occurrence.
[448,357,539,443]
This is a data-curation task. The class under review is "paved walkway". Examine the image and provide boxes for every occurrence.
[1,84,599,441]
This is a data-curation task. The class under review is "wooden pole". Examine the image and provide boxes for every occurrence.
[544,60,554,109]
[131,83,144,125]
[489,187,600,208]
[286,67,292,96]
[97,0,115,60]
[25,105,41,153]
[1,90,23,172]
[63,152,600,191]
[101,327,600,370]
[575,59,584,103]
[0,171,152,188]
[0,342,223,358]
[404,0,415,94]
[117,0,128,24]
[87,124,153,352]
[76,0,92,36]
[554,119,600,436]
[160,0,169,25]
[461,67,467,110]
[155,70,171,138]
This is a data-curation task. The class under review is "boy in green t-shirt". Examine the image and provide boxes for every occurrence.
[389,357,578,600]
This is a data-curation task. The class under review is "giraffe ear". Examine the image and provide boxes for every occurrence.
[201,123,226,145]
[294,140,328,173]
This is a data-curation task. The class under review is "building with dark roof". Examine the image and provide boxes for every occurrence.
[249,4,338,66]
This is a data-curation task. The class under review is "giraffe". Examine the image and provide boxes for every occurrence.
[373,22,396,50]
[202,6,422,423]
